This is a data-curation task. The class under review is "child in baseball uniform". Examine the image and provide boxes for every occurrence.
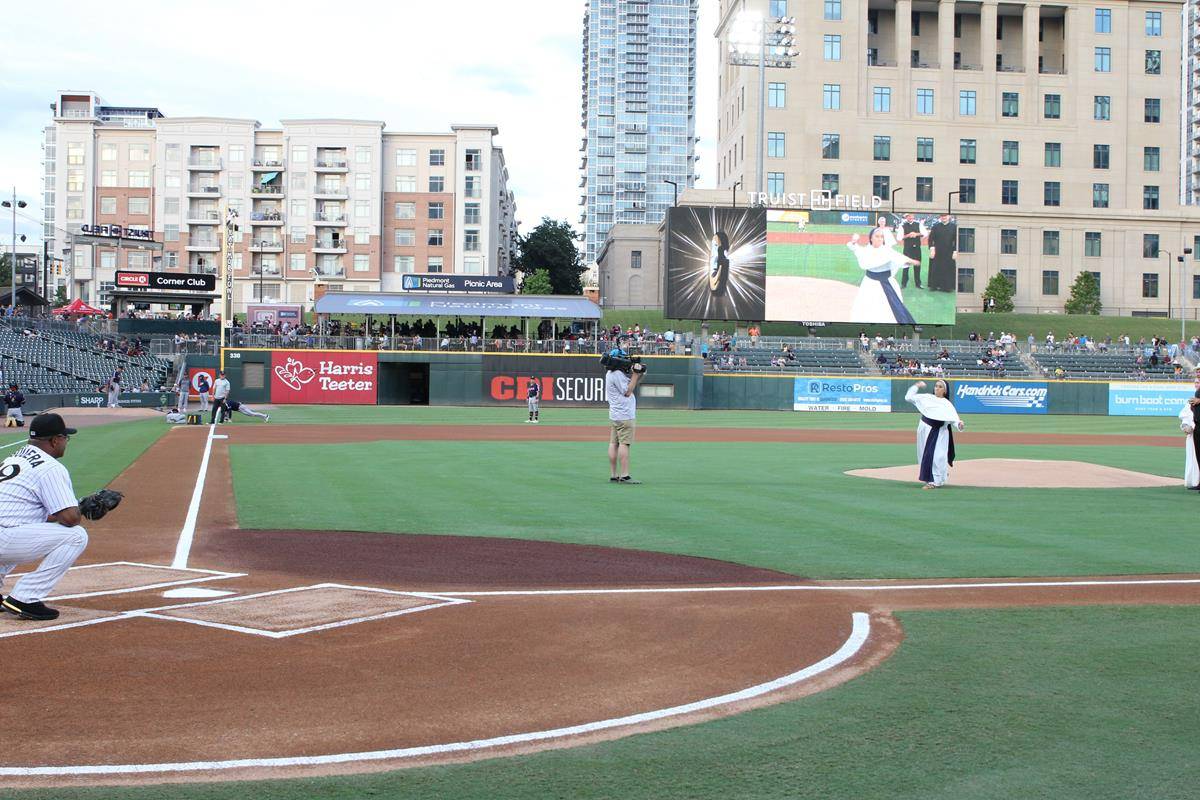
[526,377,540,424]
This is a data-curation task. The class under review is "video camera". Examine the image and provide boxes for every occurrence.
[600,348,646,375]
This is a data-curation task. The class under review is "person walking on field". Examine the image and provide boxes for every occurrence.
[211,371,231,425]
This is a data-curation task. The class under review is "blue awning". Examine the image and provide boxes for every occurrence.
[314,292,602,319]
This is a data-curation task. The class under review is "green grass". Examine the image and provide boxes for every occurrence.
[231,439,1195,579]
[0,418,166,496]
[7,606,1196,800]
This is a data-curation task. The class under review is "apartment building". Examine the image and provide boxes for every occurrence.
[1185,0,1199,202]
[45,92,518,314]
[715,0,1200,317]
[580,0,699,264]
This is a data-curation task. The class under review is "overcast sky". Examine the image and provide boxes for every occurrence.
[0,0,719,251]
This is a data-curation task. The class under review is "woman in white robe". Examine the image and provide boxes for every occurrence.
[1179,390,1200,489]
[906,380,965,489]
[847,228,919,324]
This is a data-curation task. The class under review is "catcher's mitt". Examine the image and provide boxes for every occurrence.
[79,489,124,521]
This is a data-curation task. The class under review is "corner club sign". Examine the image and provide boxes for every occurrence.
[269,351,378,404]
[954,381,1048,414]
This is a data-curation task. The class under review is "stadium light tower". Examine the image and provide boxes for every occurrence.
[2,190,28,294]
[728,11,799,195]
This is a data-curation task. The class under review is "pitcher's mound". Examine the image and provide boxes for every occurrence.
[846,458,1179,489]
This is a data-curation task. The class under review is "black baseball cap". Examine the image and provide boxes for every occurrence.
[30,413,77,439]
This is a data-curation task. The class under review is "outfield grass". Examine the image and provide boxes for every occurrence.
[0,418,166,496]
[7,606,1196,800]
[239,404,1186,436]
[231,438,1195,579]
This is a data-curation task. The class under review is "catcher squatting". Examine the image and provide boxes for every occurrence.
[0,413,123,621]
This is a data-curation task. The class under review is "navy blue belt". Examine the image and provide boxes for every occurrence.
[863,271,916,325]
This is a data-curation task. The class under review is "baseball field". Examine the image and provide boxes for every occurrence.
[1,405,1197,799]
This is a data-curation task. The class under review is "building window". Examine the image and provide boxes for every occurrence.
[464,230,481,252]
[631,250,643,269]
[355,146,370,165]
[394,255,414,273]
[1044,94,1061,119]
[1146,10,1162,36]
[395,176,416,192]
[916,176,933,202]
[464,176,482,198]
[1044,182,1061,207]
[1043,230,1060,256]
[822,173,839,193]
[128,144,150,161]
[395,229,415,246]
[916,88,934,115]
[426,149,444,167]
[165,224,181,244]
[350,254,368,273]
[959,90,977,116]
[1143,234,1160,258]
[958,227,975,253]
[66,142,84,165]
[355,173,370,192]
[1084,231,1102,257]
[822,84,840,110]
[1093,144,1110,169]
[768,82,786,108]
[1095,8,1111,33]
[959,178,976,203]
[429,175,445,193]
[128,197,149,215]
[873,87,891,112]
[873,136,891,161]
[957,267,975,293]
[1144,147,1160,172]
[1145,50,1161,74]
[355,200,370,219]
[394,202,415,219]
[1092,184,1109,208]
[465,148,482,171]
[1045,142,1061,168]
[165,143,180,161]
[1142,273,1159,298]
[229,145,244,164]
[99,196,116,215]
[128,251,149,270]
[768,132,786,158]
[1001,180,1018,205]
[97,170,116,187]
[465,202,482,225]
[768,172,785,193]
[100,144,117,161]
[128,170,150,188]
[824,34,841,60]
[1042,270,1060,295]
[1000,269,1017,292]
[289,253,305,272]
[873,175,890,198]
[427,256,444,273]
[428,201,445,220]
[1143,186,1160,210]
[1002,140,1019,166]
[824,0,841,20]
[1145,98,1161,122]
[960,139,976,164]
[1000,229,1018,255]
[1094,96,1111,120]
[820,133,839,159]
[1001,92,1019,117]
[1095,47,1111,72]
[428,229,444,247]
[291,227,305,244]
[290,145,307,164]
[395,149,417,167]
[916,137,933,163]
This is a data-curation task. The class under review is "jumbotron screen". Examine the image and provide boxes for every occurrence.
[664,206,958,326]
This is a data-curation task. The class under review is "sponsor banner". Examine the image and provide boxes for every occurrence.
[270,351,378,404]
[80,223,153,241]
[953,381,1049,414]
[73,392,172,408]
[116,270,217,292]
[187,367,216,401]
[1108,382,1197,416]
[837,211,871,225]
[793,377,891,412]
[489,374,608,404]
[400,274,514,293]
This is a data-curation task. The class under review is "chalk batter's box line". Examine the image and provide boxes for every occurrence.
[32,561,246,601]
[128,583,471,639]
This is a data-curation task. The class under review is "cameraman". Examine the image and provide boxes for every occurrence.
[604,345,645,484]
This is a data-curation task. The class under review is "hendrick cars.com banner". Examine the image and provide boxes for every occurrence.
[269,351,378,404]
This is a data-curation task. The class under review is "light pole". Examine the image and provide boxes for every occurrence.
[890,187,904,216]
[2,190,29,295]
[727,12,798,194]
[1164,249,1173,321]
[664,179,678,207]
[1179,248,1193,341]
[946,190,961,217]
[732,179,742,208]
[219,207,238,353]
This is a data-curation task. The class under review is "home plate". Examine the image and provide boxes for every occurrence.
[162,587,237,599]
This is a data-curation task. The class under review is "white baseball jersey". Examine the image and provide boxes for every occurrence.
[0,445,78,527]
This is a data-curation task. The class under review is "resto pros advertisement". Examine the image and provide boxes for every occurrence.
[269,351,378,404]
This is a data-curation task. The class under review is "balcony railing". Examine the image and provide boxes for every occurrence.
[188,263,217,274]
[314,265,346,278]
[314,159,349,169]
[188,185,221,196]
[314,237,346,248]
[252,264,282,277]
[314,184,348,197]
[187,210,220,221]
[251,159,285,169]
[187,157,223,170]
[250,211,284,222]
[187,238,220,249]
[314,212,347,223]
[251,238,284,250]
[251,185,285,195]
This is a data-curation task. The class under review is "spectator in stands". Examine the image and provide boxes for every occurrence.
[748,324,760,346]
[1027,333,1035,351]
[783,345,796,362]
[968,331,978,342]
[859,332,869,351]
[1054,366,1066,380]
[936,348,950,361]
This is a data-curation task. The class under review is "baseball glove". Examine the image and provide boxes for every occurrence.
[79,489,124,521]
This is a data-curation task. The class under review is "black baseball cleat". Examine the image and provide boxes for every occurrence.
[2,596,60,621]
[617,476,643,484]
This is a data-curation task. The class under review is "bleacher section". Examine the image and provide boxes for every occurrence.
[707,346,866,374]
[1031,351,1189,381]
[0,324,172,394]
[873,348,1030,378]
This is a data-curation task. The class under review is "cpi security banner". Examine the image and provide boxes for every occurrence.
[793,377,891,412]
[1108,382,1196,416]
[953,381,1049,414]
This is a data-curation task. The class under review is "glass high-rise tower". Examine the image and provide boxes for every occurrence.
[580,0,698,264]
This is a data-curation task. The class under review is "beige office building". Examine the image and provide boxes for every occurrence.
[713,0,1200,317]
[44,91,518,315]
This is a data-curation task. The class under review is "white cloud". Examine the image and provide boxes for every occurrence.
[0,0,719,246]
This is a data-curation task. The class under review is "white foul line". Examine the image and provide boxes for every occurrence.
[170,423,218,570]
[0,611,870,776]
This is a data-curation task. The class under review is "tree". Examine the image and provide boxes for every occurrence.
[0,254,12,288]
[53,286,68,307]
[520,270,553,295]
[982,272,1015,313]
[1064,270,1103,315]
[516,218,585,295]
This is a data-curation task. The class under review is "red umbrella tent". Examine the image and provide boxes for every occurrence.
[52,298,106,316]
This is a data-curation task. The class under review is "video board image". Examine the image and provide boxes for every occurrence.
[763,209,958,326]
[664,206,767,321]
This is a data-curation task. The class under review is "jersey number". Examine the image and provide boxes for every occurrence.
[0,463,21,483]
